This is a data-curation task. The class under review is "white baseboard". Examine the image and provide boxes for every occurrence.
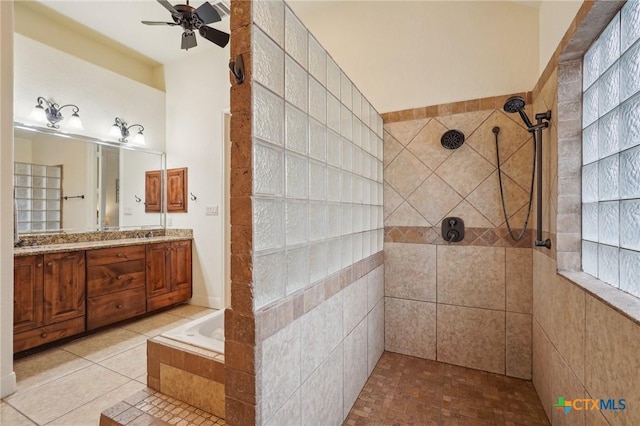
[0,371,16,398]
[189,295,223,310]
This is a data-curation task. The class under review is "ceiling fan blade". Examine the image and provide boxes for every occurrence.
[141,20,179,26]
[195,2,221,25]
[181,31,198,50]
[199,26,229,48]
[157,0,179,15]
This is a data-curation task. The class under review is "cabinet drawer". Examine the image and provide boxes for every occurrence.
[14,316,85,353]
[87,260,145,297]
[87,245,145,267]
[87,287,147,330]
[147,287,191,312]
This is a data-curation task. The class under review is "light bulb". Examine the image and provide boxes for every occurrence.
[67,113,84,130]
[134,131,146,145]
[29,105,47,123]
[110,124,122,138]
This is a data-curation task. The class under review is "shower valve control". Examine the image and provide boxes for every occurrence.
[442,217,465,243]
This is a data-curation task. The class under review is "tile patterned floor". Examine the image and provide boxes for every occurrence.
[344,352,550,426]
[5,307,549,426]
[1,304,214,426]
[100,388,226,426]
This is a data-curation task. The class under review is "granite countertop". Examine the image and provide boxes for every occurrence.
[14,235,193,257]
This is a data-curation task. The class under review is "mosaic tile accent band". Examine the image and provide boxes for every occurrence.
[381,92,532,123]
[384,226,533,248]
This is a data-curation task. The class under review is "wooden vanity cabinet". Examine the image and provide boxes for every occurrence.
[86,245,147,330]
[14,239,193,352]
[146,240,192,311]
[13,252,86,352]
[13,255,44,334]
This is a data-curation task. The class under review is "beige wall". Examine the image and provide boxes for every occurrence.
[292,0,539,113]
[538,0,584,73]
[0,0,16,398]
[383,107,534,379]
[164,48,231,309]
[14,1,164,91]
[14,34,167,152]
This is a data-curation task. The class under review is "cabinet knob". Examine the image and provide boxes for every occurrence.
[40,332,48,338]
[116,253,126,258]
[36,263,43,268]
[117,275,123,280]
[46,262,53,267]
[116,304,123,309]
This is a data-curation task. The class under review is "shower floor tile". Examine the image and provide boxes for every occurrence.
[344,351,549,426]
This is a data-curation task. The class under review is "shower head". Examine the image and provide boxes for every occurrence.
[503,96,533,129]
[503,96,526,113]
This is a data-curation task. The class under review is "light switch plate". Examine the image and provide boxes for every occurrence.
[206,205,218,216]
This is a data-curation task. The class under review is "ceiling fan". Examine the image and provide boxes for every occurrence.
[142,0,230,50]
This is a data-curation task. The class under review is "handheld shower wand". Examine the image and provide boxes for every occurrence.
[502,96,552,249]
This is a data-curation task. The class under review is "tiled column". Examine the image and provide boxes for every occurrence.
[556,60,582,271]
[226,1,258,425]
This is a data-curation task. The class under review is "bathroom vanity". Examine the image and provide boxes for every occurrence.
[13,233,192,352]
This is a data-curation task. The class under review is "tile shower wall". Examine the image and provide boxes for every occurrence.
[246,0,385,424]
[531,2,640,424]
[382,100,535,379]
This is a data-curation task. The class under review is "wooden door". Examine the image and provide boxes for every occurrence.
[14,255,44,334]
[146,243,171,297]
[167,167,187,213]
[169,240,192,291]
[145,170,162,213]
[43,251,86,325]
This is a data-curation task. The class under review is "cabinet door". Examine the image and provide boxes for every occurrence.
[14,255,44,334]
[43,251,86,325]
[145,170,162,213]
[167,167,187,213]
[170,240,192,291]
[146,243,171,297]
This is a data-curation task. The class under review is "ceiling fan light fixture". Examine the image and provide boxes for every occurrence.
[141,0,230,50]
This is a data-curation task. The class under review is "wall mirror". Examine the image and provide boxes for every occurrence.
[14,123,166,234]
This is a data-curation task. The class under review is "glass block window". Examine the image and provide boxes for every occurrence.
[582,1,640,297]
[14,162,62,232]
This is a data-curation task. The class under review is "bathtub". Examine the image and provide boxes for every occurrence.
[161,309,225,354]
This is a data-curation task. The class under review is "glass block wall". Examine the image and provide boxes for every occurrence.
[582,1,640,297]
[252,0,384,310]
[14,162,62,232]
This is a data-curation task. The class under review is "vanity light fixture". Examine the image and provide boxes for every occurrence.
[28,97,84,130]
[110,117,145,145]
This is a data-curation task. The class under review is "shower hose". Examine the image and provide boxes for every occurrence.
[493,126,536,241]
